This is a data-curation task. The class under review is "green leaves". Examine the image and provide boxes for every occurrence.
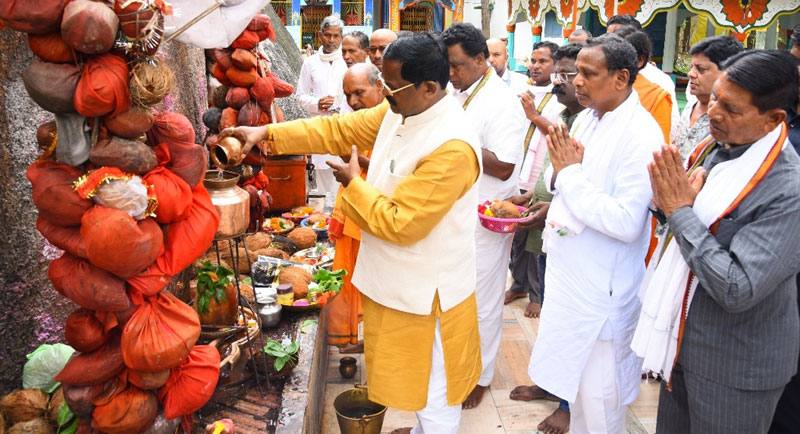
[312,268,347,294]
[196,261,234,313]
[263,338,299,372]
[57,401,77,434]
[300,319,318,334]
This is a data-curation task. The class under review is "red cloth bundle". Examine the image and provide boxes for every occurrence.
[26,161,92,226]
[250,77,275,112]
[63,384,103,419]
[80,206,164,279]
[74,54,131,118]
[89,136,158,175]
[231,49,257,70]
[92,385,158,434]
[143,166,192,224]
[121,291,201,372]
[27,31,75,63]
[127,184,218,295]
[247,14,276,42]
[65,308,108,353]
[22,61,81,113]
[212,63,232,87]
[0,0,70,34]
[113,0,156,39]
[225,86,250,110]
[37,217,87,258]
[158,345,220,419]
[128,369,170,390]
[56,333,125,386]
[104,106,155,139]
[48,253,131,312]
[231,30,259,50]
[226,67,258,88]
[61,0,119,54]
[209,48,233,71]
[219,107,238,130]
[147,112,207,187]
[237,101,262,126]
[268,71,295,98]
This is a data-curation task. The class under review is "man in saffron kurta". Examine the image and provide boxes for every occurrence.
[225,34,482,434]
[326,63,385,349]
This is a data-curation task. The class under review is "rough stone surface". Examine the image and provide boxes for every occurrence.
[0,28,208,395]
[262,4,308,122]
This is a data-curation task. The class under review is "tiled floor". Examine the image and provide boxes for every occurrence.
[320,297,661,434]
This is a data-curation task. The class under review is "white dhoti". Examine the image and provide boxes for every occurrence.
[412,320,461,434]
[570,338,626,434]
[475,228,513,386]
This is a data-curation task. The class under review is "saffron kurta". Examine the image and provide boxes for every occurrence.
[267,98,483,410]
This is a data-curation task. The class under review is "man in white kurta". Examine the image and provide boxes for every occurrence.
[442,23,526,409]
[530,35,661,433]
[487,37,529,95]
[295,15,348,195]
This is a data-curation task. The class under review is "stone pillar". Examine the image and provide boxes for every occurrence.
[0,27,208,396]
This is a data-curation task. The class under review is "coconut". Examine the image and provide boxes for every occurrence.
[269,236,299,255]
[245,232,272,252]
[278,267,312,299]
[490,200,521,219]
[46,388,63,424]
[0,389,48,424]
[287,227,317,249]
[7,418,54,434]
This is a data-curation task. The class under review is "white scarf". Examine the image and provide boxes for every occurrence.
[318,45,342,62]
[543,92,640,248]
[631,124,787,382]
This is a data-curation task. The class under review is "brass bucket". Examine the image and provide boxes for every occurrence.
[334,384,387,434]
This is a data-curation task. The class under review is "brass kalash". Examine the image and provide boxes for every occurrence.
[334,384,387,434]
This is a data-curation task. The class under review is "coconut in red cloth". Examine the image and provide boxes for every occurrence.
[0,0,70,34]
[74,54,131,118]
[147,112,207,187]
[48,253,131,312]
[158,345,220,419]
[92,385,158,434]
[26,161,92,226]
[61,0,119,54]
[27,31,75,63]
[249,77,275,112]
[23,61,81,114]
[142,166,192,224]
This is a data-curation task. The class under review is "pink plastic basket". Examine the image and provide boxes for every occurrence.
[478,205,529,233]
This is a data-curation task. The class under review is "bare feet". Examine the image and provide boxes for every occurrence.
[389,429,412,434]
[339,341,364,354]
[509,385,560,402]
[538,408,570,434]
[524,301,541,318]
[504,290,526,304]
[462,384,488,409]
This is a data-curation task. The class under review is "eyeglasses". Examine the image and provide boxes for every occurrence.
[379,73,416,96]
[550,72,578,83]
[367,45,389,54]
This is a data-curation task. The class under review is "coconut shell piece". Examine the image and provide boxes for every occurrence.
[7,418,54,434]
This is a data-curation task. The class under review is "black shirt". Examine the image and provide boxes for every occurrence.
[787,107,800,154]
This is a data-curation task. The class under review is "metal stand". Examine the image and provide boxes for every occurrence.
[213,233,272,395]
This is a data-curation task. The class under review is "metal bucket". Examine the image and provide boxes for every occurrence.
[334,384,387,434]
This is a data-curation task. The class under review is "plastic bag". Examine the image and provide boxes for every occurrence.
[22,344,74,393]
[93,177,150,220]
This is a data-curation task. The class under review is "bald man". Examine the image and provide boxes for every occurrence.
[342,63,384,110]
[368,29,397,71]
[487,38,528,94]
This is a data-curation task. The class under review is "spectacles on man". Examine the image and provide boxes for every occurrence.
[550,72,578,84]
[379,73,416,96]
[367,45,389,54]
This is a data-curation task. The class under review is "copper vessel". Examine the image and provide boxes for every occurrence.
[203,170,250,238]
[209,136,245,169]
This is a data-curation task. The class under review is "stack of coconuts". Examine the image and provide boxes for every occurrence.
[1,0,225,431]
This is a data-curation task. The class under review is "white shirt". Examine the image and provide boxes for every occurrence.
[640,63,680,141]
[295,52,347,179]
[451,69,526,204]
[499,68,530,95]
[530,91,661,405]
